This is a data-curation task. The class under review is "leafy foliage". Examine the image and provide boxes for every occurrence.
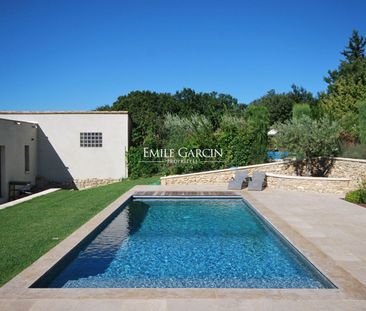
[345,189,366,204]
[359,101,366,144]
[340,142,366,159]
[341,30,366,63]
[345,179,366,204]
[215,114,247,166]
[98,89,245,147]
[320,77,366,119]
[127,146,161,179]
[292,104,312,120]
[98,89,248,177]
[98,91,178,146]
[325,58,366,89]
[250,85,316,125]
[274,116,341,176]
[244,105,270,164]
[162,114,216,175]
[321,30,366,142]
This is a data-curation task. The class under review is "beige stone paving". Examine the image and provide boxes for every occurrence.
[247,189,366,287]
[1,185,366,310]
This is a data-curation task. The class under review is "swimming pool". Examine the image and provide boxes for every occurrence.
[33,197,335,288]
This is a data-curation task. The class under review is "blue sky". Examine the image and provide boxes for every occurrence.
[0,0,365,111]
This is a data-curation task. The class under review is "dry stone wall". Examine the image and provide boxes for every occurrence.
[36,177,120,190]
[266,174,351,195]
[161,158,366,194]
[74,178,120,189]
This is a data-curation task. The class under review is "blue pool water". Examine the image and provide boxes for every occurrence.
[42,198,334,288]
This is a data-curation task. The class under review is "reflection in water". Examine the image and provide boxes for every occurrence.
[48,201,150,287]
[128,200,150,234]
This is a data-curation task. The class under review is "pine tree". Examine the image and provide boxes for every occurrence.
[341,30,366,63]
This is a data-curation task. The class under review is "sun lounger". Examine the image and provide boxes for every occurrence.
[228,171,248,190]
[248,172,266,191]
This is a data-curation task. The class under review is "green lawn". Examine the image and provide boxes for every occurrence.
[0,176,159,286]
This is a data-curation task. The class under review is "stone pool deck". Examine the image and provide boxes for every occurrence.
[1,185,366,310]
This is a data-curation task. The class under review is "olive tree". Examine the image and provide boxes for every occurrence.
[274,116,341,176]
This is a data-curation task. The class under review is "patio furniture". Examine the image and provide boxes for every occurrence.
[248,172,266,191]
[228,171,248,190]
[19,183,32,195]
[8,181,32,201]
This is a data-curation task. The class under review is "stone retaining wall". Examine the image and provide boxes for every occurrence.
[36,177,120,190]
[160,162,292,185]
[160,157,366,194]
[266,174,351,195]
[327,158,366,188]
[74,178,120,189]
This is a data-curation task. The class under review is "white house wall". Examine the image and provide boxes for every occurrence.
[0,119,38,202]
[0,112,129,189]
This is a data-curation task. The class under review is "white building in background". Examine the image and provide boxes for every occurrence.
[0,111,129,203]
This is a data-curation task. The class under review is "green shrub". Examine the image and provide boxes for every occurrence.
[346,179,366,204]
[162,114,217,175]
[292,103,312,120]
[359,101,366,144]
[340,111,359,142]
[127,146,161,179]
[244,105,270,164]
[345,189,366,204]
[340,143,366,159]
[215,114,248,167]
[274,116,341,176]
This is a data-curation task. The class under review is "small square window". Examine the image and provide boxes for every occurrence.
[80,132,102,147]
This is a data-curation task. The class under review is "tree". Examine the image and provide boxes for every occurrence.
[100,89,246,177]
[251,85,316,125]
[215,115,247,167]
[320,77,366,117]
[341,30,366,63]
[98,89,245,147]
[321,30,366,141]
[250,90,293,124]
[359,101,366,145]
[97,91,178,146]
[163,114,216,174]
[173,88,245,128]
[325,30,366,88]
[292,104,312,120]
[214,106,269,167]
[319,76,366,140]
[244,105,270,164]
[325,58,366,87]
[274,116,341,176]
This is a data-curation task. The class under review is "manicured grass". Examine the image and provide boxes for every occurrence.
[0,177,159,286]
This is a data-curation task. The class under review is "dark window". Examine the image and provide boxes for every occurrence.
[25,145,30,172]
[80,132,103,147]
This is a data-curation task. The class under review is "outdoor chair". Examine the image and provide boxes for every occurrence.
[18,183,32,196]
[248,172,266,191]
[228,170,248,190]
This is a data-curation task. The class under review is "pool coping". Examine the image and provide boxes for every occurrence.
[1,186,366,301]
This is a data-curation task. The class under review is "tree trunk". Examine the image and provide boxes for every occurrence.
[305,157,312,176]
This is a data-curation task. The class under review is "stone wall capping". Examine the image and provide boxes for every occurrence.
[332,157,366,163]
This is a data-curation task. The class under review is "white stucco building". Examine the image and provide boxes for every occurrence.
[0,111,129,203]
